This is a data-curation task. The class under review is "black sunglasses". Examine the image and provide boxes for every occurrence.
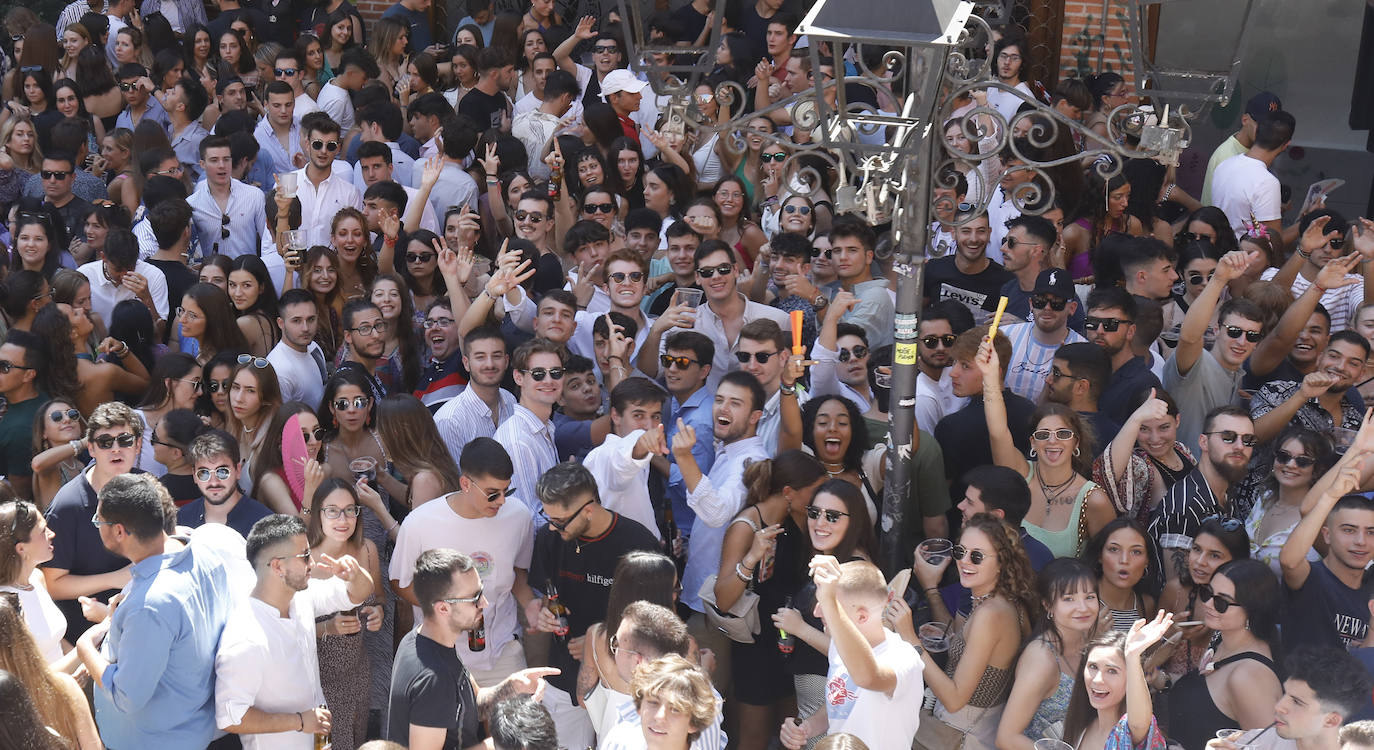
[1274,449,1316,468]
[406,252,436,264]
[49,408,81,423]
[582,202,615,214]
[40,170,71,180]
[521,367,565,381]
[92,432,137,450]
[736,350,781,364]
[1223,325,1262,343]
[303,426,328,441]
[1187,271,1214,286]
[541,498,594,530]
[310,139,340,152]
[274,67,299,76]
[514,210,545,223]
[1030,295,1068,311]
[921,334,957,348]
[1197,583,1239,613]
[660,354,700,369]
[1200,514,1245,532]
[1204,430,1257,447]
[806,506,848,523]
[952,545,988,565]
[206,378,231,394]
[608,271,645,283]
[1084,317,1131,332]
[760,152,787,163]
[696,263,733,278]
[0,359,34,374]
[837,345,868,362]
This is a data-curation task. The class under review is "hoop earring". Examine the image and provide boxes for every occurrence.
[1028,447,1037,459]
[1073,446,1080,457]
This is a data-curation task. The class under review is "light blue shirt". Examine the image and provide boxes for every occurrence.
[681,435,768,613]
[95,542,232,749]
[115,96,171,133]
[665,384,716,538]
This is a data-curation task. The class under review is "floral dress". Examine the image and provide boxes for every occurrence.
[1099,714,1167,750]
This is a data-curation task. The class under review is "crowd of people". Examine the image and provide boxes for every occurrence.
[3,0,1374,750]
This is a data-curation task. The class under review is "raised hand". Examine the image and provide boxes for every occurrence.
[1352,217,1374,260]
[781,353,805,387]
[1214,249,1260,283]
[826,290,857,321]
[671,418,697,457]
[380,210,400,240]
[1314,251,1361,290]
[1124,609,1174,661]
[420,154,443,187]
[478,141,500,177]
[1299,215,1338,257]
[318,552,365,582]
[973,337,1000,384]
[635,423,669,457]
[809,554,842,597]
[1128,388,1169,426]
[574,15,597,40]
[1299,370,1339,399]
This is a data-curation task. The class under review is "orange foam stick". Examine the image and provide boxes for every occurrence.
[790,310,804,354]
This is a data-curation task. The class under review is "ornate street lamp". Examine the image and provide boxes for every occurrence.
[1126,0,1257,114]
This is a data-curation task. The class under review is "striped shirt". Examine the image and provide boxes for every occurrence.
[1001,321,1086,403]
[1261,266,1364,332]
[1148,466,1240,576]
[494,404,560,523]
[434,386,516,466]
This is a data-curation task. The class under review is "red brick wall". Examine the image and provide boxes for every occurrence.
[357,1,388,22]
[1057,0,1136,86]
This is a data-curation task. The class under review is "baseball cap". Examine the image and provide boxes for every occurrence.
[600,69,648,97]
[216,76,245,96]
[1245,91,1281,121]
[1032,268,1074,299]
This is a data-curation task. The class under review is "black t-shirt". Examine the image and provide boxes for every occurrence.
[250,0,300,45]
[1242,355,1304,392]
[934,389,1036,500]
[209,8,272,46]
[159,472,201,506]
[49,195,91,249]
[923,255,1015,321]
[670,3,708,44]
[458,87,508,132]
[1101,356,1163,425]
[529,511,660,694]
[387,629,481,750]
[1283,558,1371,651]
[147,258,199,342]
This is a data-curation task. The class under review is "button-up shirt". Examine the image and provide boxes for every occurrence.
[681,293,791,393]
[214,578,356,749]
[410,160,477,224]
[599,684,726,750]
[253,119,302,181]
[435,385,516,465]
[294,163,363,247]
[583,430,660,540]
[94,544,232,749]
[190,178,266,258]
[493,403,559,521]
[665,385,715,537]
[58,0,108,40]
[115,96,170,132]
[842,278,896,349]
[351,141,415,190]
[139,0,206,32]
[170,119,210,181]
[79,257,169,321]
[681,435,768,613]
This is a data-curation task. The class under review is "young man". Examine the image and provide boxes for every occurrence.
[1212,110,1298,240]
[190,134,267,257]
[1260,210,1374,334]
[176,430,273,535]
[985,140,1047,255]
[316,47,378,134]
[214,514,373,748]
[266,288,327,408]
[736,318,793,453]
[934,326,1035,495]
[337,299,388,399]
[923,213,1015,325]
[78,228,169,339]
[1245,269,1345,391]
[645,219,702,315]
[1250,331,1369,447]
[493,338,566,521]
[746,231,820,343]
[1149,405,1256,580]
[434,326,516,465]
[514,53,577,118]
[354,103,416,187]
[144,199,198,333]
[1166,249,1267,449]
[1119,237,1181,301]
[391,438,539,687]
[781,557,923,750]
[76,473,232,748]
[161,76,210,180]
[39,151,93,245]
[407,92,453,160]
[355,142,439,233]
[114,63,170,131]
[581,378,670,538]
[810,310,877,413]
[414,299,465,412]
[460,46,516,132]
[827,218,894,349]
[660,330,716,549]
[914,302,971,434]
[1201,90,1282,205]
[956,465,1054,569]
[412,113,479,221]
[1000,267,1085,403]
[294,112,362,246]
[21,118,108,204]
[253,81,302,180]
[998,215,1085,330]
[600,68,654,155]
[1086,287,1163,424]
[1210,647,1373,750]
[1044,342,1122,448]
[273,48,320,122]
[0,330,47,500]
[513,67,578,180]
[527,462,660,748]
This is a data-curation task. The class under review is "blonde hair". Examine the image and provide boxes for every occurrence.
[0,116,42,172]
[630,655,717,742]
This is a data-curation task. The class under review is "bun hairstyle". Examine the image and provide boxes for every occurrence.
[743,450,826,509]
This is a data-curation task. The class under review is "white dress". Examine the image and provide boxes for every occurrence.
[0,570,67,663]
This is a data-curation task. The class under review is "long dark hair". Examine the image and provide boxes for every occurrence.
[1213,558,1283,658]
[195,350,245,421]
[396,229,448,297]
[319,367,377,434]
[370,273,421,392]
[1264,426,1335,495]
[137,351,199,410]
[75,44,115,94]
[0,667,65,750]
[809,478,876,561]
[1082,518,1162,600]
[29,304,79,401]
[109,299,157,371]
[801,395,869,471]
[305,477,366,548]
[230,255,281,337]
[251,401,320,501]
[604,550,678,637]
[10,206,65,278]
[1030,402,1096,477]
[1032,557,1099,654]
[183,282,249,358]
[1063,630,1128,743]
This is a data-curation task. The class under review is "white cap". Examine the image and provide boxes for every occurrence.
[600,69,649,97]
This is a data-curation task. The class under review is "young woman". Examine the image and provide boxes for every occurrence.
[226,355,284,485]
[452,23,483,49]
[307,477,385,750]
[374,394,461,511]
[902,514,1038,750]
[713,175,768,268]
[53,78,101,157]
[152,49,185,94]
[396,229,448,317]
[779,393,882,520]
[514,29,547,99]
[198,254,233,290]
[691,83,727,191]
[444,43,480,107]
[58,24,90,79]
[295,33,329,96]
[52,267,104,344]
[299,246,344,358]
[151,408,205,505]
[979,339,1114,557]
[400,52,439,106]
[719,116,775,208]
[229,255,282,356]
[368,274,422,394]
[321,9,357,74]
[112,26,146,67]
[625,655,718,750]
[29,399,87,508]
[715,451,827,750]
[1165,559,1284,750]
[1060,614,1173,750]
[184,23,215,84]
[0,270,49,332]
[643,163,692,233]
[217,29,255,85]
[0,594,100,748]
[570,148,622,203]
[1160,239,1222,351]
[251,402,326,514]
[100,129,138,215]
[309,0,364,62]
[368,17,409,94]
[1156,516,1250,681]
[0,115,40,173]
[1062,170,1144,283]
[996,558,1100,750]
[331,208,375,302]
[75,46,121,130]
[195,351,240,429]
[133,352,202,475]
[1245,426,1332,576]
[1097,389,1195,526]
[1,499,71,668]
[18,69,61,148]
[44,303,147,416]
[1084,520,1159,633]
[1084,72,1131,141]
[178,282,249,365]
[9,208,69,278]
[320,368,406,541]
[612,136,646,211]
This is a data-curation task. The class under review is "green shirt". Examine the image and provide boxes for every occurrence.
[0,392,47,477]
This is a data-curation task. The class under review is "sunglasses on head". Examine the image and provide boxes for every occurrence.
[49,408,81,423]
[514,210,545,223]
[310,139,340,152]
[1084,316,1130,332]
[805,506,848,523]
[195,466,233,482]
[1200,514,1245,532]
[1031,428,1075,441]
[837,345,868,362]
[406,252,436,264]
[608,271,645,283]
[237,354,270,368]
[1274,449,1316,468]
[660,354,700,369]
[1204,430,1257,447]
[1197,583,1239,613]
[952,544,987,564]
[582,202,615,214]
[783,204,811,215]
[921,334,957,348]
[1223,325,1262,343]
[1030,295,1067,311]
[736,350,781,364]
[1187,270,1214,285]
[332,396,371,411]
[303,426,328,441]
[521,367,565,381]
[93,432,137,450]
[696,263,733,278]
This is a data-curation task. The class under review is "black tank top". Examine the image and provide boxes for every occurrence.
[1166,651,1279,750]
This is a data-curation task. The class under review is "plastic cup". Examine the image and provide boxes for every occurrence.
[1333,427,1358,454]
[918,622,949,653]
[917,538,953,565]
[349,456,377,484]
[874,365,892,390]
[279,171,298,198]
[1216,729,1251,749]
[673,287,704,309]
[1033,740,1072,750]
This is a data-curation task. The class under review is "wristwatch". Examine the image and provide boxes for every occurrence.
[812,293,828,310]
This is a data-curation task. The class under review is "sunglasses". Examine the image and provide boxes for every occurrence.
[952,545,988,565]
[921,334,957,348]
[1223,325,1262,343]
[274,67,299,76]
[1274,449,1316,468]
[514,210,545,223]
[1187,271,1215,285]
[592,44,619,53]
[783,204,811,215]
[118,81,139,91]
[273,548,313,563]
[9,500,33,537]
[806,506,849,523]
[1197,583,1239,614]
[541,498,594,530]
[303,426,328,441]
[609,633,641,657]
[1084,316,1131,332]
[1030,295,1068,311]
[1204,430,1257,447]
[1031,428,1076,441]
[319,505,362,519]
[1329,236,1347,250]
[92,432,137,450]
[837,345,868,362]
[608,271,645,283]
[195,466,233,482]
[310,139,340,152]
[206,378,231,394]
[332,396,372,411]
[406,252,436,264]
[1001,235,1041,250]
[696,263,733,278]
[660,354,700,370]
[49,408,81,423]
[582,202,615,214]
[422,317,455,329]
[1175,231,1208,243]
[152,166,184,176]
[1200,514,1245,532]
[439,586,485,605]
[237,354,270,368]
[479,486,514,503]
[0,359,33,374]
[40,170,71,180]
[736,350,782,364]
[521,367,565,381]
[760,152,787,163]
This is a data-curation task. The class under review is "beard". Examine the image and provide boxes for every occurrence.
[1208,454,1248,484]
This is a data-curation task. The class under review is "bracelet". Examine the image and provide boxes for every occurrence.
[70,439,82,455]
[383,236,397,246]
[486,176,499,183]
[1297,246,1312,260]
[735,562,756,582]
[387,520,399,533]
[481,289,497,301]
[779,383,796,396]
[1162,183,1175,201]
[297,712,304,732]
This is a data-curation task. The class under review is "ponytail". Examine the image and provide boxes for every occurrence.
[742,450,827,509]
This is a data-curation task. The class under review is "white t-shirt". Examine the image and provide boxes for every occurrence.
[825,630,925,750]
[389,495,533,673]
[265,340,327,409]
[0,570,66,663]
[1210,153,1281,235]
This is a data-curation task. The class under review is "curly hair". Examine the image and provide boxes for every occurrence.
[1030,402,1096,477]
[962,512,1040,625]
[801,395,869,472]
[330,206,376,287]
[630,655,717,742]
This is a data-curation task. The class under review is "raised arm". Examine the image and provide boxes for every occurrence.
[1123,611,1173,745]
[1250,250,1359,376]
[1107,389,1166,488]
[975,338,1029,476]
[811,556,898,695]
[1177,250,1256,376]
[553,17,596,74]
[1282,438,1369,589]
[777,355,805,452]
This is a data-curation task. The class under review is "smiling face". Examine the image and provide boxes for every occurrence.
[807,489,850,552]
[605,259,646,311]
[811,398,852,466]
[370,278,402,321]
[955,526,999,591]
[1049,578,1099,635]
[1100,526,1148,590]
[1135,411,1179,460]
[1273,436,1317,490]
[1031,413,1078,467]
[1318,339,1367,393]
[515,198,550,242]
[1322,505,1374,574]
[533,298,575,343]
[42,399,84,445]
[318,488,359,542]
[307,255,337,294]
[62,30,87,58]
[662,347,708,398]
[639,690,693,750]
[227,269,261,312]
[955,216,991,263]
[1216,313,1263,369]
[712,381,759,442]
[332,216,367,263]
[515,351,565,408]
[1083,645,1128,712]
[14,223,49,270]
[695,249,736,303]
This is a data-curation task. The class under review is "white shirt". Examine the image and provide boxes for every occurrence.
[985,186,1018,263]
[389,495,533,673]
[914,369,965,434]
[0,570,66,664]
[675,293,791,393]
[1211,153,1281,235]
[253,119,302,180]
[293,163,363,247]
[512,108,563,180]
[434,385,517,465]
[582,430,660,540]
[189,178,267,258]
[681,435,769,613]
[1260,265,1364,333]
[214,578,356,749]
[1001,321,1086,403]
[265,339,328,408]
[808,340,874,412]
[493,404,559,523]
[598,684,725,750]
[315,82,354,133]
[79,258,169,322]
[825,630,925,750]
[410,161,478,225]
[293,92,321,124]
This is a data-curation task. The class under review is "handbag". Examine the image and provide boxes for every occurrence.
[697,514,764,643]
[913,706,969,750]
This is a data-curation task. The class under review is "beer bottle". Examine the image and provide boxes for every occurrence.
[468,612,487,652]
[663,504,682,561]
[546,580,571,641]
[778,596,795,654]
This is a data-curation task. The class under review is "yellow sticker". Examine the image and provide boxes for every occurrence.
[894,343,918,365]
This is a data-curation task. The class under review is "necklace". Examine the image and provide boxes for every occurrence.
[1038,467,1077,507]
[821,460,846,478]
[971,591,994,610]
